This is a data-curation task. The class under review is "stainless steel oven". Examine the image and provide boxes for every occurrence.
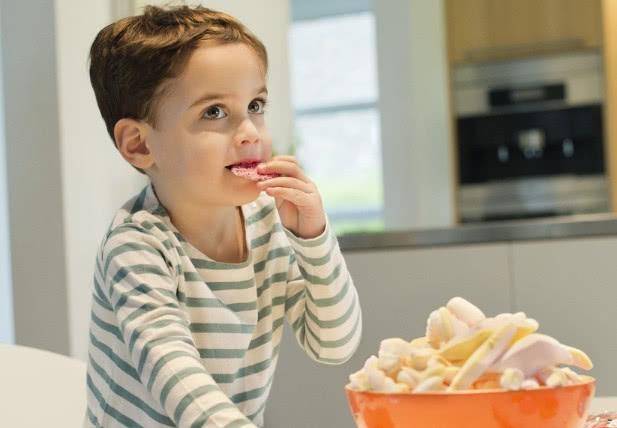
[454,52,608,222]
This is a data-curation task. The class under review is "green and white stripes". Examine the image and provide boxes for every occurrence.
[85,183,361,427]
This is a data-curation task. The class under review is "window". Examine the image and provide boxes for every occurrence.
[289,4,384,234]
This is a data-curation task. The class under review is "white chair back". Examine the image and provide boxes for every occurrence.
[0,344,86,427]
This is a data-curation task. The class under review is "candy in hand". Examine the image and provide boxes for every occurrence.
[229,162,279,182]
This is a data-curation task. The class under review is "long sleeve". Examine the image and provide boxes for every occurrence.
[101,224,256,428]
[283,222,362,364]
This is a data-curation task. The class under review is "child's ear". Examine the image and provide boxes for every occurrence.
[113,118,154,170]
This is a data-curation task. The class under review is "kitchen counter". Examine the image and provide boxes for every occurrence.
[339,213,617,251]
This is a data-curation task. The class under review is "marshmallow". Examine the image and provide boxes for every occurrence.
[346,298,593,394]
[414,376,447,392]
[426,307,470,349]
[500,368,524,390]
[447,297,486,327]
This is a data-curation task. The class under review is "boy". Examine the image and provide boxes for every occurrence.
[85,5,362,428]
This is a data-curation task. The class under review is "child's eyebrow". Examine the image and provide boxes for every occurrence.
[189,86,268,109]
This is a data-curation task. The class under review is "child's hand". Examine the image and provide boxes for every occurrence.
[256,155,326,239]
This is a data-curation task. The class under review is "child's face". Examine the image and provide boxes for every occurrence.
[144,42,272,206]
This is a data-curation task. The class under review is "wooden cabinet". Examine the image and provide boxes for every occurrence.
[603,0,617,214]
[446,0,603,64]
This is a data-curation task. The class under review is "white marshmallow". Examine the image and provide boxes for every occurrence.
[500,368,524,390]
[521,378,540,390]
[447,297,486,327]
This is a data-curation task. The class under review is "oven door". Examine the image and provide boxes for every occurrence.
[457,104,606,223]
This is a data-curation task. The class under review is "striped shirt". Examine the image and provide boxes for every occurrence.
[85,182,362,427]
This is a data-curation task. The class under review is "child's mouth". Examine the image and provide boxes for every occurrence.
[226,161,279,182]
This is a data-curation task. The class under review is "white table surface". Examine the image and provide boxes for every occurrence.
[590,396,617,413]
[1,343,615,425]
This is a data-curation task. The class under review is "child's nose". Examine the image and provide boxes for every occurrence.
[235,118,261,145]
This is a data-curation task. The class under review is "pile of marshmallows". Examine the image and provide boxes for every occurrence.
[348,297,593,393]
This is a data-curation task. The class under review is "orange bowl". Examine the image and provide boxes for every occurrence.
[345,379,595,428]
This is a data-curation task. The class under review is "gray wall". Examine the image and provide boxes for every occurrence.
[0,0,70,354]
[375,0,454,229]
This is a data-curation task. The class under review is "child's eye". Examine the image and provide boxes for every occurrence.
[203,105,227,120]
[248,98,267,114]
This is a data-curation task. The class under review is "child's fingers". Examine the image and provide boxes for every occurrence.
[270,155,298,164]
[258,160,308,181]
[264,187,312,207]
[257,176,314,193]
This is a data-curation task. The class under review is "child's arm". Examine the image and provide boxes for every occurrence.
[283,223,362,364]
[101,223,256,428]
[256,156,362,363]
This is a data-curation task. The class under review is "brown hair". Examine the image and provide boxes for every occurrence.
[88,4,268,172]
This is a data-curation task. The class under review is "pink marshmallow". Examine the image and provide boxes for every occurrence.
[230,164,279,182]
